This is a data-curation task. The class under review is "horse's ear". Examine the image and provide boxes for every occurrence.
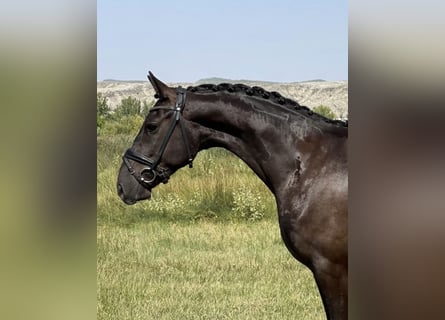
[147,71,175,100]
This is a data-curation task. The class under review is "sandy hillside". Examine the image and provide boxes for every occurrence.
[97,79,348,119]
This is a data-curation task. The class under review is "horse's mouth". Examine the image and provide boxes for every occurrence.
[122,198,137,205]
[117,183,151,205]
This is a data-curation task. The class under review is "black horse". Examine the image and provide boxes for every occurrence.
[117,72,348,320]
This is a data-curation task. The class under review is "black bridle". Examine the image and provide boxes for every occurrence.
[122,87,193,187]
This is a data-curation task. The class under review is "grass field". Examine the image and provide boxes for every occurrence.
[97,129,324,319]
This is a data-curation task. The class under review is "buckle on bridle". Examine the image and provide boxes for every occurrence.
[140,168,157,184]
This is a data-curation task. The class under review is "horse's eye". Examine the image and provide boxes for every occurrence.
[145,123,158,132]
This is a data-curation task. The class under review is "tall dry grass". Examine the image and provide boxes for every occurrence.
[97,133,277,226]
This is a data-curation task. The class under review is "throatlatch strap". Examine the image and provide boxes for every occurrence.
[179,118,193,168]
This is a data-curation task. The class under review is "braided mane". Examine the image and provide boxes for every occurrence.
[186,83,348,128]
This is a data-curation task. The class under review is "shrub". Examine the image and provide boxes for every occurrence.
[114,96,142,118]
[101,115,144,136]
[232,186,266,221]
[313,105,336,120]
[97,93,111,135]
[97,93,110,117]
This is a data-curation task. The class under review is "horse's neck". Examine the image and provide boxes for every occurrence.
[187,95,319,193]
[200,129,280,190]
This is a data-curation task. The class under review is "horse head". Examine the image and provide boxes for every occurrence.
[117,72,200,204]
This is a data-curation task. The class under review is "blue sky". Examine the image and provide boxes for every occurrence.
[98,0,347,82]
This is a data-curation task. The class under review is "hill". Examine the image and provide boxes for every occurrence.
[97,79,348,118]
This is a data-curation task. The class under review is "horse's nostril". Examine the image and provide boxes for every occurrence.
[117,183,124,195]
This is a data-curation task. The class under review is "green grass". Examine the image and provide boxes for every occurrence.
[97,222,324,320]
[97,134,276,225]
[97,127,324,319]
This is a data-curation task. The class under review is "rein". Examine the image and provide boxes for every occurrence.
[122,87,193,187]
